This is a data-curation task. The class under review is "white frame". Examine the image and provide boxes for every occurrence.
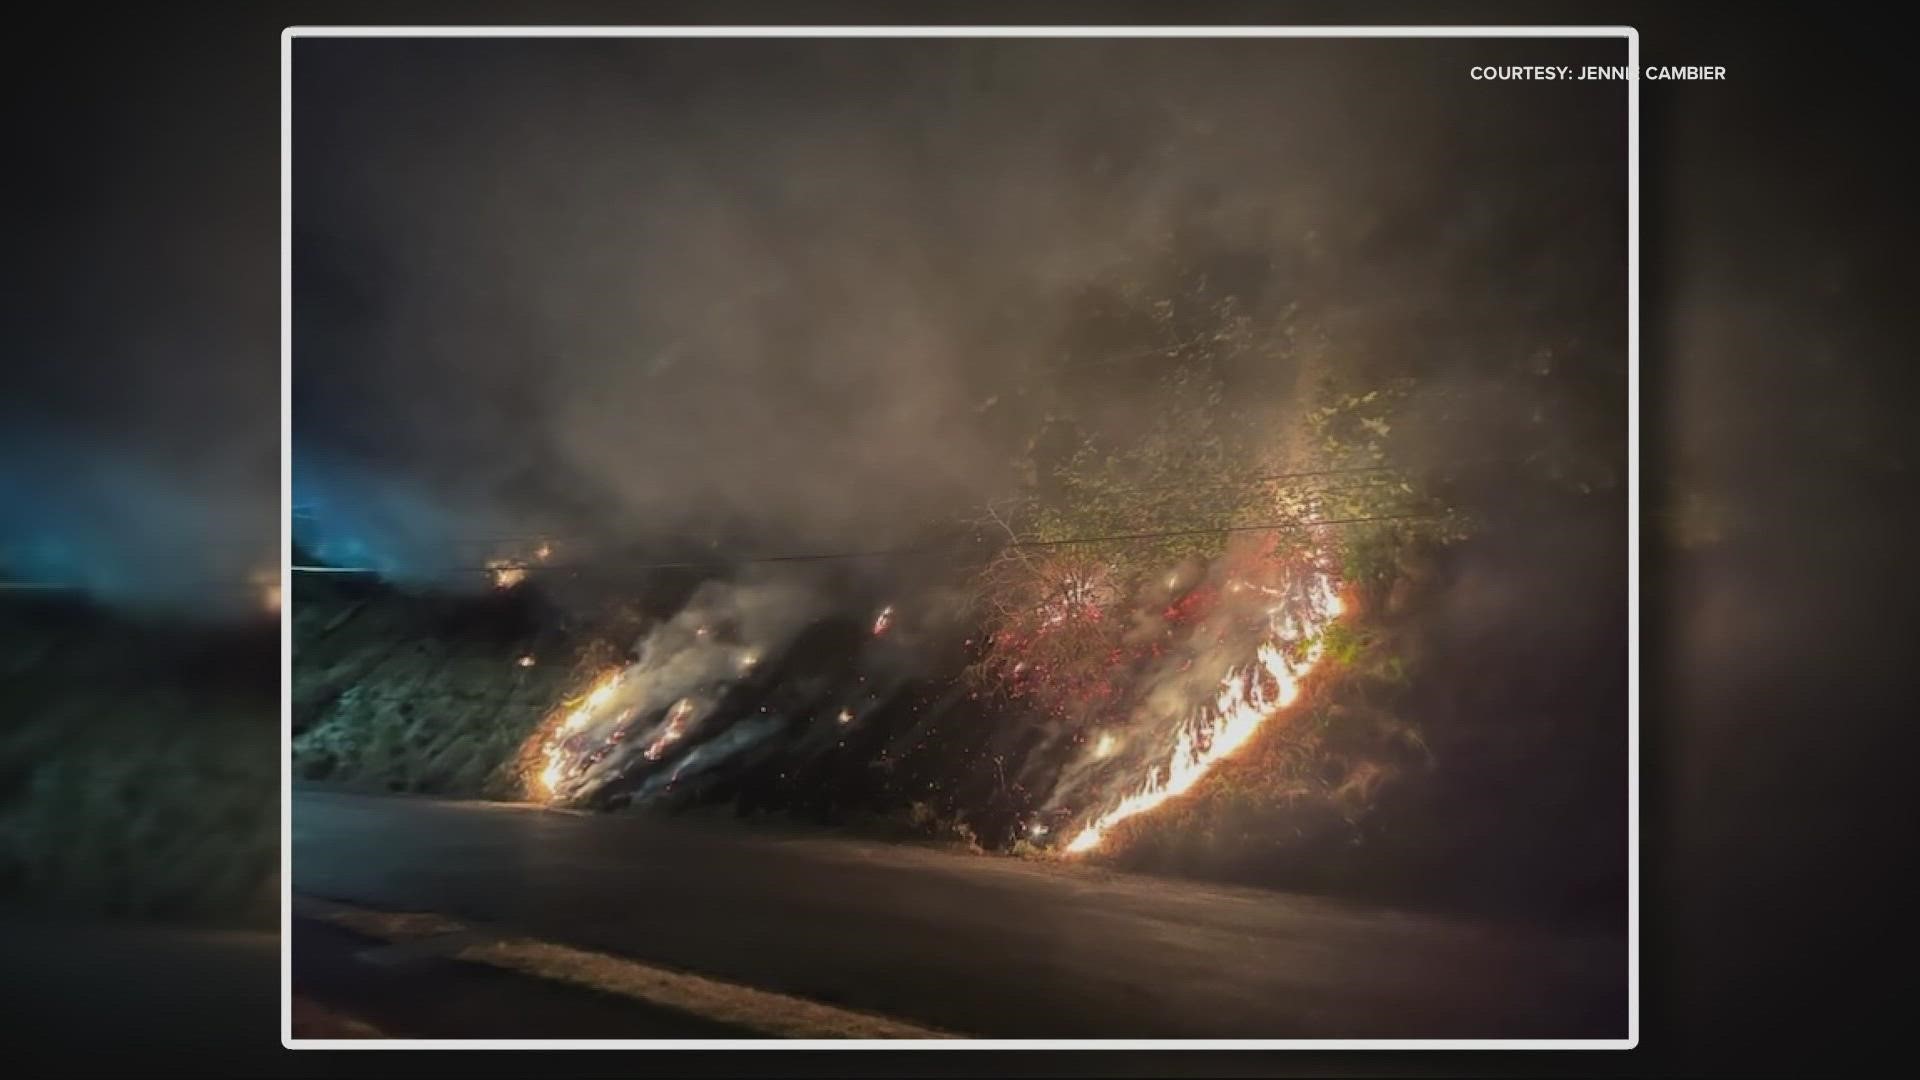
[281,23,1639,1051]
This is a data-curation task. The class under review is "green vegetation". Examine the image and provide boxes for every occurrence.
[1,607,277,924]
[291,588,599,799]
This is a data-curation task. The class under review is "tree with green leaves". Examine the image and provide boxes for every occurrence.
[964,249,1470,732]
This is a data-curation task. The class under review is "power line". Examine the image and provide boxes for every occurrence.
[0,579,267,593]
[288,459,1481,548]
[1005,511,1437,549]
[976,461,1433,512]
[291,509,1443,578]
[11,507,1439,591]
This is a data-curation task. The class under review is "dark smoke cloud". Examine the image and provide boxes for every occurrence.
[291,36,1627,844]
[292,37,1625,580]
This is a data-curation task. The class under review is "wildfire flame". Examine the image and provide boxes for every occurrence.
[642,698,696,761]
[536,670,625,797]
[1063,570,1344,855]
[487,558,528,589]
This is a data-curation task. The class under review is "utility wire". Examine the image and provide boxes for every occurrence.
[11,507,1440,590]
[13,472,1463,590]
[290,459,1483,548]
[290,509,1443,577]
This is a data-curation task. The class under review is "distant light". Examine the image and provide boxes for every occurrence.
[516,655,536,668]
[837,708,853,724]
[250,568,281,615]
[487,559,527,589]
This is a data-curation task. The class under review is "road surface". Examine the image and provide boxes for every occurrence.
[292,788,1625,1039]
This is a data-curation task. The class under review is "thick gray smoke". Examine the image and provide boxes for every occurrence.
[292,37,1625,583]
[291,37,1627,843]
[549,566,976,802]
[546,568,825,800]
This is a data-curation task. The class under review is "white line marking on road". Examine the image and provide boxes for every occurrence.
[296,897,956,1039]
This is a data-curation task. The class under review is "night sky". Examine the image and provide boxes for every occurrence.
[290,35,1625,584]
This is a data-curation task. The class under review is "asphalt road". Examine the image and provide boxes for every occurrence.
[0,913,283,1058]
[291,914,757,1038]
[292,788,1626,1039]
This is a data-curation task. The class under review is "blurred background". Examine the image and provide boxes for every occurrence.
[2,3,1913,1073]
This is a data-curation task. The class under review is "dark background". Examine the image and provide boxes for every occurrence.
[3,3,1914,1076]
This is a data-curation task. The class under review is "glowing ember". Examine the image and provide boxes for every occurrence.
[534,541,553,561]
[738,650,760,672]
[1035,567,1113,628]
[1092,732,1117,758]
[872,605,894,636]
[516,654,536,668]
[837,708,853,724]
[487,558,527,589]
[1063,569,1343,855]
[643,699,696,761]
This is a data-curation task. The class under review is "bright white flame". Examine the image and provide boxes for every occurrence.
[1064,570,1342,855]
[643,698,696,761]
[1093,732,1117,759]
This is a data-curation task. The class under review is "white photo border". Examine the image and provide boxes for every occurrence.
[280,22,1640,1051]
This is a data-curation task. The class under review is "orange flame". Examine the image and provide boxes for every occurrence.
[536,670,625,798]
[1064,572,1343,854]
